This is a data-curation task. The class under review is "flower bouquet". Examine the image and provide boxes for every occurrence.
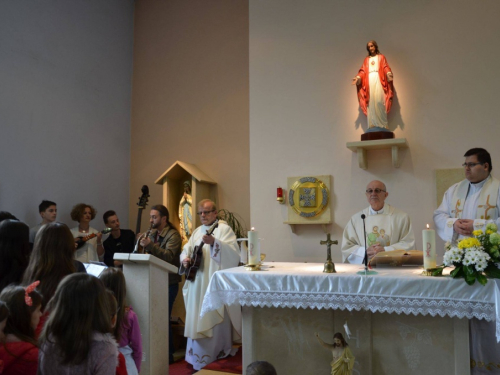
[441,223,500,285]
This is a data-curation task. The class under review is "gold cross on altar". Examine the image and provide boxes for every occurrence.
[320,233,338,273]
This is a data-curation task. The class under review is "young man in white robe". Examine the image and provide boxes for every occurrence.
[341,180,415,263]
[433,148,500,244]
[179,199,241,371]
[433,148,500,375]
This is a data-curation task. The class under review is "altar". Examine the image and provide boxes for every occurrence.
[201,262,500,375]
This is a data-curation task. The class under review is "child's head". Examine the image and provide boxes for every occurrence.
[0,219,30,291]
[41,273,111,365]
[24,222,76,308]
[99,268,126,341]
[105,290,118,330]
[0,282,42,346]
[246,360,277,375]
[0,300,9,342]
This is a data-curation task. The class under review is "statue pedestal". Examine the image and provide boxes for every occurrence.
[346,138,408,169]
[361,131,394,141]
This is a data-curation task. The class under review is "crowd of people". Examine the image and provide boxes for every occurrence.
[0,197,249,374]
[0,202,146,374]
[4,148,490,374]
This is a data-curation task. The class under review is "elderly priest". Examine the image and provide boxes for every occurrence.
[342,180,415,263]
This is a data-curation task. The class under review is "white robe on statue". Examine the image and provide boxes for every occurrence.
[179,220,241,371]
[341,204,415,263]
[367,55,389,129]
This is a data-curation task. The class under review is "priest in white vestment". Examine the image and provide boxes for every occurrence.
[342,180,415,263]
[434,148,500,244]
[433,148,500,374]
[179,199,241,371]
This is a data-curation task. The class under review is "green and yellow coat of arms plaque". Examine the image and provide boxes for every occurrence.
[286,175,332,226]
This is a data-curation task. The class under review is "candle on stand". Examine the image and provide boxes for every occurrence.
[422,224,436,269]
[248,227,260,266]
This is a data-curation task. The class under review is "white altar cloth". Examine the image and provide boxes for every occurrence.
[201,262,500,341]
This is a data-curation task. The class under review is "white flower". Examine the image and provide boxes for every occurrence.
[444,246,464,266]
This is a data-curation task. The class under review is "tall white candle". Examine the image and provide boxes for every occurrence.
[248,228,260,265]
[423,224,436,269]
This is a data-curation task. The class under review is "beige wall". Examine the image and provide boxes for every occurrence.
[250,0,500,263]
[130,0,250,232]
[0,0,133,227]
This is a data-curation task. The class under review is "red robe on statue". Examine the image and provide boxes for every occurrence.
[356,54,394,116]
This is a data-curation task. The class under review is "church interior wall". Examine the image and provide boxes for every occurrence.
[0,0,134,227]
[249,0,500,263]
[129,0,250,233]
[3,0,500,267]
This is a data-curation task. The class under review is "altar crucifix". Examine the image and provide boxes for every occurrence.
[320,233,338,273]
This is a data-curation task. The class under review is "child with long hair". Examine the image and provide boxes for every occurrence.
[0,283,42,375]
[23,222,80,309]
[100,268,142,375]
[38,273,118,374]
[22,222,81,336]
[0,220,30,293]
[105,290,127,375]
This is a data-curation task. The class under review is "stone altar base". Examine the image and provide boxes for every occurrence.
[243,306,469,375]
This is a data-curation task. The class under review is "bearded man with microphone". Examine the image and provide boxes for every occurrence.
[341,180,415,263]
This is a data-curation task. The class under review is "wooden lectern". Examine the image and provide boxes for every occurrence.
[114,253,178,375]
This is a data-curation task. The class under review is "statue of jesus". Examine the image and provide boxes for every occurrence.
[352,40,394,132]
[315,332,355,375]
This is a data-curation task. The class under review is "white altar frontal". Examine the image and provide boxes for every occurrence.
[201,262,500,375]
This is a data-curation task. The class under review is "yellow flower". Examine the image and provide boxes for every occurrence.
[458,237,481,249]
[473,230,483,236]
[486,229,494,235]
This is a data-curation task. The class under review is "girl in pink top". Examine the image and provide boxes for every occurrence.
[100,268,142,375]
[0,283,42,375]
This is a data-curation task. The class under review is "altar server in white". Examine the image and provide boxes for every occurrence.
[434,148,500,243]
[433,148,500,374]
[342,180,415,263]
[179,199,241,371]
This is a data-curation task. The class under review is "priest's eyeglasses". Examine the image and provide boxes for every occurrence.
[197,209,215,216]
[365,188,386,194]
[462,162,484,169]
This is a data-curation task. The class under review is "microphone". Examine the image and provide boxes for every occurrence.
[361,214,368,270]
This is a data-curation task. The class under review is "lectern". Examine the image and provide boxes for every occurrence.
[114,253,178,375]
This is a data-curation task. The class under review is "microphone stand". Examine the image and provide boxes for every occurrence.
[357,213,377,275]
[361,214,368,272]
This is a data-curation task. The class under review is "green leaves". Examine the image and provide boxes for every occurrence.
[463,265,477,285]
[430,267,445,276]
[450,263,500,286]
[450,265,463,278]
[484,264,500,279]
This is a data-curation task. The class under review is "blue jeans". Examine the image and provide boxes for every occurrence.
[168,283,179,362]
